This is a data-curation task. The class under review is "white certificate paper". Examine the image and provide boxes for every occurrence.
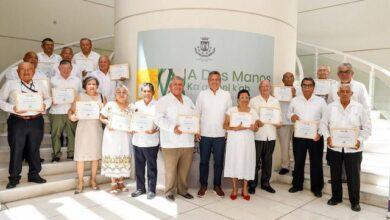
[52,88,75,104]
[75,59,95,72]
[259,107,281,125]
[331,127,358,148]
[314,79,332,95]
[130,112,154,132]
[109,113,132,132]
[178,115,199,134]
[294,120,318,139]
[16,93,43,111]
[273,86,293,102]
[230,112,253,127]
[76,101,100,120]
[110,64,129,80]
[37,62,54,77]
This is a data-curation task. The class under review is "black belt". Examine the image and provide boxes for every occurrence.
[11,114,42,120]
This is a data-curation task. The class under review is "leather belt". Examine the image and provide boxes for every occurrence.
[11,114,42,120]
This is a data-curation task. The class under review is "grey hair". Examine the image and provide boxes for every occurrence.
[172,75,184,82]
[318,65,330,72]
[338,62,354,74]
[338,83,352,92]
[98,55,110,63]
[115,83,129,94]
[140,82,155,95]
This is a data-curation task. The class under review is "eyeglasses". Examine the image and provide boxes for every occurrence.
[338,70,351,74]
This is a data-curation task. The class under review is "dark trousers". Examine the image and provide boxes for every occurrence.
[249,140,275,188]
[8,115,44,182]
[199,136,225,187]
[328,149,362,205]
[292,137,324,192]
[134,145,159,193]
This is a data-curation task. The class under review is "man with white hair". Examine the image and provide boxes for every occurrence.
[314,65,337,103]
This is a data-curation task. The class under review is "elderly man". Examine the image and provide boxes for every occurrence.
[321,84,371,212]
[314,65,337,102]
[72,38,101,77]
[287,77,327,197]
[248,80,281,194]
[0,62,52,189]
[52,47,82,79]
[6,51,48,81]
[50,60,81,162]
[155,76,196,201]
[195,71,232,198]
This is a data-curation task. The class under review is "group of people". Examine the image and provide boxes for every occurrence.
[0,37,371,212]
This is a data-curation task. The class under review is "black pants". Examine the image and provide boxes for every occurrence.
[199,136,225,187]
[292,137,324,193]
[8,115,44,182]
[134,145,159,193]
[249,140,275,189]
[328,149,362,205]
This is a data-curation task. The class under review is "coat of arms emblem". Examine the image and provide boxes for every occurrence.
[195,37,215,57]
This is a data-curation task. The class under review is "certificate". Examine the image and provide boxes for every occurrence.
[177,115,199,134]
[75,59,95,72]
[294,120,318,139]
[109,113,132,132]
[76,101,100,120]
[331,127,358,148]
[273,86,293,102]
[229,112,253,127]
[314,79,332,95]
[52,88,75,104]
[259,107,281,125]
[37,62,54,77]
[16,93,43,111]
[130,112,154,132]
[110,64,129,80]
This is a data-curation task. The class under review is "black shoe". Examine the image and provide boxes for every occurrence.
[351,204,361,212]
[288,187,302,193]
[6,181,18,189]
[131,189,146,197]
[327,198,342,206]
[278,168,289,175]
[40,158,44,163]
[313,191,322,198]
[248,187,256,195]
[147,191,156,200]
[180,193,194,199]
[261,186,276,193]
[327,179,332,184]
[166,194,175,201]
[28,176,47,184]
[52,157,60,163]
[67,156,74,160]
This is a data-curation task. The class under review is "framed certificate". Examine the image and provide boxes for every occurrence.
[331,127,358,148]
[273,86,293,102]
[16,93,43,111]
[130,112,154,132]
[75,59,95,72]
[109,113,132,132]
[76,101,100,120]
[52,88,75,104]
[229,112,253,127]
[110,64,129,80]
[314,79,332,95]
[259,107,281,125]
[177,115,199,134]
[294,120,319,139]
[37,62,54,77]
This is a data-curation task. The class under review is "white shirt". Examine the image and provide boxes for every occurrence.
[320,100,371,153]
[87,70,117,101]
[53,62,83,79]
[154,93,196,148]
[49,75,82,114]
[132,99,160,147]
[195,88,232,137]
[37,52,62,63]
[72,51,100,72]
[280,85,302,125]
[0,79,52,116]
[250,95,281,141]
[329,79,370,110]
[287,94,327,135]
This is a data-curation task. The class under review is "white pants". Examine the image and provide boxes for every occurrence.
[277,125,293,169]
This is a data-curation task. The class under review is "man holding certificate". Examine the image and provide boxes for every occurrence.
[314,65,336,103]
[72,38,100,77]
[195,71,232,198]
[287,77,327,197]
[49,60,81,162]
[0,62,52,189]
[37,38,62,78]
[154,76,197,201]
[320,84,371,212]
[248,80,281,194]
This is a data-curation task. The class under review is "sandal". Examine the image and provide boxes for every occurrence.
[74,180,84,194]
[109,183,119,194]
[118,181,128,192]
[90,180,100,190]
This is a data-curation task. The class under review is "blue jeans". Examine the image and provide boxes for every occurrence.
[199,136,226,187]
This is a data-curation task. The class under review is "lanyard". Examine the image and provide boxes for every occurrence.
[20,80,38,93]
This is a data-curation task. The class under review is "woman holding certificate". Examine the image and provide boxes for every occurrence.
[68,76,106,194]
[223,89,258,201]
[100,85,133,194]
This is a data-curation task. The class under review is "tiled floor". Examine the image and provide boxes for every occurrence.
[0,182,387,220]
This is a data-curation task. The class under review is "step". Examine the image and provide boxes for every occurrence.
[0,172,110,203]
[0,146,69,164]
[0,133,52,147]
[274,172,388,208]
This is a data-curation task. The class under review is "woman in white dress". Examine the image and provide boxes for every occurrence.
[99,85,133,194]
[223,89,259,201]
